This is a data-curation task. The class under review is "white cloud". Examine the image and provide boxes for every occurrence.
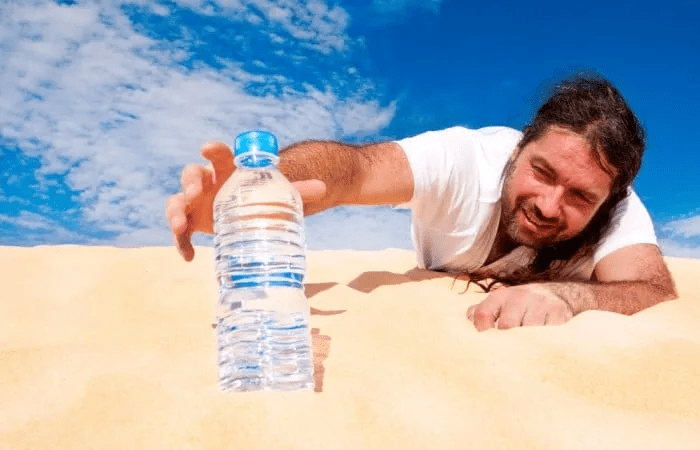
[250,0,350,53]
[168,0,350,54]
[658,213,700,259]
[334,98,397,136]
[0,210,52,230]
[124,0,171,16]
[0,195,32,208]
[658,238,700,259]
[0,0,396,247]
[0,211,88,244]
[662,214,700,239]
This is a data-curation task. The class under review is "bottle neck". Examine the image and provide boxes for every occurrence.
[235,153,279,169]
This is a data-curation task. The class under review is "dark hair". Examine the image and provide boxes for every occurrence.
[468,74,646,289]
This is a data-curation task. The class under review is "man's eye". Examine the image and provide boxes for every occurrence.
[532,165,552,180]
[572,191,594,205]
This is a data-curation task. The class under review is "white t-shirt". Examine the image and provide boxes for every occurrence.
[396,126,657,279]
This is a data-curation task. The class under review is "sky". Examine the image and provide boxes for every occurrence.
[1,0,699,258]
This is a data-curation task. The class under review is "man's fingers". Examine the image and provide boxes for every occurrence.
[521,306,547,327]
[167,141,230,263]
[497,301,527,330]
[166,193,195,261]
[166,193,187,234]
[180,164,211,203]
[176,227,195,262]
[470,297,502,331]
[466,305,476,321]
[201,142,234,185]
[468,285,575,331]
[544,307,573,326]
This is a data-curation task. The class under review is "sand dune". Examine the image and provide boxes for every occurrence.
[1,245,699,449]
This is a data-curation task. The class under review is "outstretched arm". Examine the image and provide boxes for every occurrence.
[166,139,413,261]
[467,244,677,331]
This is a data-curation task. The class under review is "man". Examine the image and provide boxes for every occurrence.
[166,75,677,331]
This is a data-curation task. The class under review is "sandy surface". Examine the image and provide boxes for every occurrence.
[1,245,699,449]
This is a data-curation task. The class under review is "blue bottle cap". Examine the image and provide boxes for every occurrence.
[234,130,279,157]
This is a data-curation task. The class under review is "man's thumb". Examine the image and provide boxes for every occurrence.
[293,179,327,202]
[201,142,235,185]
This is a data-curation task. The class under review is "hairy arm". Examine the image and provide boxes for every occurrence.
[468,244,678,330]
[279,140,414,215]
[544,243,677,315]
[543,279,676,316]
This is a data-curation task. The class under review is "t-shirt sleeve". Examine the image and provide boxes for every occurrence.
[593,189,658,264]
[393,127,481,227]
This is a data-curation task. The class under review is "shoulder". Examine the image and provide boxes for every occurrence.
[470,127,522,182]
[476,126,523,142]
[395,125,522,161]
[396,126,522,204]
[593,189,658,264]
[396,125,521,142]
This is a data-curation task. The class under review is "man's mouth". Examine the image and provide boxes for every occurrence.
[521,207,558,232]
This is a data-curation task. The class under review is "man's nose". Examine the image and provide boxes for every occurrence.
[536,186,564,220]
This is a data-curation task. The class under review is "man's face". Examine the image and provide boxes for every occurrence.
[501,126,615,248]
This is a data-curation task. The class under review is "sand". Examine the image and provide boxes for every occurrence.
[1,245,699,449]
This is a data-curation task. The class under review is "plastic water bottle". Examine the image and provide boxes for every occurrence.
[213,130,314,392]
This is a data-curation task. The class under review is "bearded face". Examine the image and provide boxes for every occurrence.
[500,127,614,249]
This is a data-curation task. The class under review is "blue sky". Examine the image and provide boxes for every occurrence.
[1,0,699,257]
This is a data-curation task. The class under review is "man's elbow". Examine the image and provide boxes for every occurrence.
[650,275,678,303]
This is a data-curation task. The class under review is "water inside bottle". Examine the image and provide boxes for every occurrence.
[214,191,314,392]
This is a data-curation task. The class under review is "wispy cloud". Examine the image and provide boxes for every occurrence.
[658,239,700,259]
[662,214,700,239]
[0,211,89,245]
[0,0,396,247]
[658,213,700,259]
[156,0,352,54]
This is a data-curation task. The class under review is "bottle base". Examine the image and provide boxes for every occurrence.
[219,375,314,393]
[217,305,314,393]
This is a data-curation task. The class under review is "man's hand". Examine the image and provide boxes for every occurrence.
[165,142,327,262]
[166,142,233,262]
[466,284,574,331]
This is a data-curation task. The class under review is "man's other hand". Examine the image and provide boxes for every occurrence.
[467,284,573,331]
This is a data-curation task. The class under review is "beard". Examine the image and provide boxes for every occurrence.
[500,198,565,248]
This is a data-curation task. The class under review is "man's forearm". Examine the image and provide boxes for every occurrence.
[542,280,678,316]
[279,140,365,205]
[278,139,413,212]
